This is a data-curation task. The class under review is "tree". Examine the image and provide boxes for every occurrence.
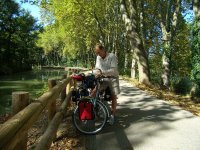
[191,0,200,81]
[120,0,150,85]
[37,0,129,68]
[0,0,42,74]
[190,0,200,98]
[32,0,194,93]
[157,0,181,88]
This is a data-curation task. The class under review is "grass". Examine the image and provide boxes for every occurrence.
[121,76,200,117]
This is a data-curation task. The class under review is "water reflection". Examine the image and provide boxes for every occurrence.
[0,69,67,115]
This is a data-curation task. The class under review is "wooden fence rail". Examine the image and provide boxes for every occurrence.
[35,90,72,150]
[0,74,75,150]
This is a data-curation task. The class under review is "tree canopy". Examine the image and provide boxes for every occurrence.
[0,0,43,74]
[1,0,199,97]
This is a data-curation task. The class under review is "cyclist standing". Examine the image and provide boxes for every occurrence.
[93,43,120,125]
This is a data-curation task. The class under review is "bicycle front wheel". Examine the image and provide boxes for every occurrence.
[72,100,107,135]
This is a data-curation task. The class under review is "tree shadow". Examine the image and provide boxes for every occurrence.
[95,80,196,149]
[120,86,143,97]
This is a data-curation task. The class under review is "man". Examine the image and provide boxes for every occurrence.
[94,43,120,125]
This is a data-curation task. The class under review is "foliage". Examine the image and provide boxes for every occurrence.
[191,16,200,82]
[171,16,192,77]
[0,0,43,75]
[8,0,197,98]
[171,77,192,95]
[36,0,129,68]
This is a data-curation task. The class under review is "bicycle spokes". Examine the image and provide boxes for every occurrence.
[72,101,108,134]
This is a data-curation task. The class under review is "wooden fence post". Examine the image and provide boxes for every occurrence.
[48,79,57,123]
[72,78,77,88]
[67,70,71,77]
[66,78,73,107]
[67,71,73,93]
[60,74,67,102]
[66,79,71,95]
[12,91,29,150]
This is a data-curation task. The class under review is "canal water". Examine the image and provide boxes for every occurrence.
[0,69,67,115]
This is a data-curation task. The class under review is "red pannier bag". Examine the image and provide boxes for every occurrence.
[78,100,94,120]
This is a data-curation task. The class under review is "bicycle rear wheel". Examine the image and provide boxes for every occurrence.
[72,100,107,134]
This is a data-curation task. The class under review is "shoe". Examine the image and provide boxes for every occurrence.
[108,115,114,125]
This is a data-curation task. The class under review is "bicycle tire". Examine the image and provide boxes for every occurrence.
[101,100,111,117]
[72,100,107,135]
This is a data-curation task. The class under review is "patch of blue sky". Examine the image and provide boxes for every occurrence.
[15,0,41,22]
[183,10,194,23]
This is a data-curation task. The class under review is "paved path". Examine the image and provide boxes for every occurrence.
[88,79,200,150]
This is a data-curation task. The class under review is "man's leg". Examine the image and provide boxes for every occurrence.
[108,94,117,125]
[111,95,117,115]
[90,86,97,97]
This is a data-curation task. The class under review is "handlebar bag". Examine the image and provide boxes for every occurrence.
[78,100,94,120]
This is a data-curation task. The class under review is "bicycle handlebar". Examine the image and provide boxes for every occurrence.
[95,76,117,83]
[96,75,117,79]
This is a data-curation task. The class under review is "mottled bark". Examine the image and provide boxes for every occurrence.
[158,0,181,88]
[161,47,170,87]
[120,0,150,85]
[140,0,146,51]
[131,56,137,79]
[124,49,129,69]
[193,0,200,17]
[139,0,151,81]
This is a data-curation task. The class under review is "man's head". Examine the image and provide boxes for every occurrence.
[94,43,107,59]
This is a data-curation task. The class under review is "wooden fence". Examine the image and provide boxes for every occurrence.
[0,73,76,150]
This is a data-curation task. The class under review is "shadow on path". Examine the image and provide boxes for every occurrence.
[94,80,195,150]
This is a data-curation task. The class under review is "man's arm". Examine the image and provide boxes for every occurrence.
[93,56,102,76]
[95,56,101,69]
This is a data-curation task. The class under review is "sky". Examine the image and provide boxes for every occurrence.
[15,0,41,22]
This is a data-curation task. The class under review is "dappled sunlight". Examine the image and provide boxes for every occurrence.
[94,80,200,149]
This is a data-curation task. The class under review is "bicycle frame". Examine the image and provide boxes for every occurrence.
[72,74,112,118]
[72,75,113,134]
[94,77,111,117]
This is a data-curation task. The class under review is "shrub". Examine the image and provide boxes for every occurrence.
[171,77,192,95]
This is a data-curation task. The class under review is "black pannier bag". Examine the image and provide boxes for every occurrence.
[84,74,96,89]
[79,88,89,97]
[71,89,80,102]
